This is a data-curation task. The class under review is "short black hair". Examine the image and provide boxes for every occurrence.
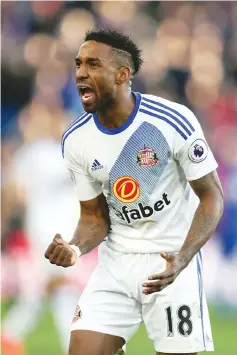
[84,28,143,75]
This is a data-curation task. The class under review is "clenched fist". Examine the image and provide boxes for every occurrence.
[45,234,77,267]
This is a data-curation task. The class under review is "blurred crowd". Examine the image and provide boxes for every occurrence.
[1,1,237,355]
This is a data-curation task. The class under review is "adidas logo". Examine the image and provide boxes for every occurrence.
[91,159,104,171]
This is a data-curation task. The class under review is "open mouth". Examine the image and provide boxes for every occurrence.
[79,87,95,102]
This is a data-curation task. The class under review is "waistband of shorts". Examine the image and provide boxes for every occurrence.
[105,237,180,254]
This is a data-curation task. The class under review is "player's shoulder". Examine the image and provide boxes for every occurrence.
[61,111,93,156]
[139,93,200,138]
[140,93,196,119]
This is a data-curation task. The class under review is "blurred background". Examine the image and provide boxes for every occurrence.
[1,1,237,355]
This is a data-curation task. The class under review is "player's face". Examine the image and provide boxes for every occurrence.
[75,41,118,113]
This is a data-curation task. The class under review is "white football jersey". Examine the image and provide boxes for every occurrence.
[62,93,218,253]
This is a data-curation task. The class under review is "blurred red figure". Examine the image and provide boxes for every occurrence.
[2,229,30,355]
[1,133,98,355]
[2,228,98,355]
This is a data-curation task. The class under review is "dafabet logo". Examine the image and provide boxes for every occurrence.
[113,176,140,203]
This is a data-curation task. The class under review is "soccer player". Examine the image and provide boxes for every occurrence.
[45,29,224,355]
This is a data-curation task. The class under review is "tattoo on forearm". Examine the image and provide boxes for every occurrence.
[78,238,98,255]
[180,201,222,262]
[69,194,110,256]
[179,172,224,263]
[70,217,108,255]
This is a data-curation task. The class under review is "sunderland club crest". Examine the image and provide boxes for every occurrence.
[137,145,159,167]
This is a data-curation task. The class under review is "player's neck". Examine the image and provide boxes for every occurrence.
[96,91,135,129]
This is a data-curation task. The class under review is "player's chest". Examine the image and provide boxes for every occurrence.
[85,124,172,189]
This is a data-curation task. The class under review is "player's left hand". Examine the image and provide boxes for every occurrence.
[142,252,187,295]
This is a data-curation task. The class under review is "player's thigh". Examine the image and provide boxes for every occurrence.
[69,330,125,355]
[71,262,142,348]
[143,253,213,353]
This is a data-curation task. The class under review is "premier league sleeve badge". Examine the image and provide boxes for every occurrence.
[188,139,208,163]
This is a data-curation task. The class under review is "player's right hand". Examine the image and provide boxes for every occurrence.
[44,234,77,267]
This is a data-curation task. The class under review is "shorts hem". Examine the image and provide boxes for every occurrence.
[155,347,214,353]
[71,324,128,342]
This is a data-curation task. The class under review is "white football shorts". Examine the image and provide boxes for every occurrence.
[71,241,214,353]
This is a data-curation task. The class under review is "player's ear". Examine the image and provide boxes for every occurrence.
[116,67,131,85]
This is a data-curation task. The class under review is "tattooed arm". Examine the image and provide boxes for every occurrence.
[178,170,224,263]
[143,171,224,294]
[70,193,110,255]
[45,193,110,267]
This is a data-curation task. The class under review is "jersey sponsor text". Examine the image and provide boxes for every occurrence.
[112,192,171,224]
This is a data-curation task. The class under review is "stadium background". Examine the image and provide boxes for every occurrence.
[1,1,237,355]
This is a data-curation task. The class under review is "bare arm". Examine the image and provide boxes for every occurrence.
[178,170,224,263]
[45,193,110,267]
[143,170,224,294]
[70,193,110,255]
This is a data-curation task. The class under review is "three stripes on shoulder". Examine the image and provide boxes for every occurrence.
[140,97,195,141]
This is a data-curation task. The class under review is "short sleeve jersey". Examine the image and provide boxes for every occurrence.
[62,92,218,253]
